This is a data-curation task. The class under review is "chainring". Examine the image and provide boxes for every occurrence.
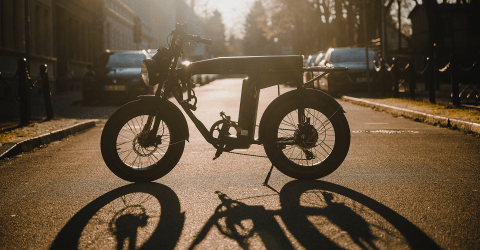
[209,120,230,151]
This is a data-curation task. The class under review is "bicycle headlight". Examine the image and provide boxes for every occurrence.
[141,58,170,87]
[141,59,156,87]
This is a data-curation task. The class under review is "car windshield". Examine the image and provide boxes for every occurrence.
[105,52,146,68]
[331,49,378,63]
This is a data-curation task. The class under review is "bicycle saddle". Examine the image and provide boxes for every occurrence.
[185,55,303,75]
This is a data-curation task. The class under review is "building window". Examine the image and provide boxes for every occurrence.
[44,8,50,56]
[81,22,86,61]
[34,4,42,55]
[1,0,4,48]
[106,22,111,49]
[1,0,16,50]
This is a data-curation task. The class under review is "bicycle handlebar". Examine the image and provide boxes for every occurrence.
[184,34,212,45]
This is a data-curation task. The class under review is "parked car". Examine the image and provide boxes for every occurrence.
[316,47,380,95]
[304,52,324,83]
[310,51,325,86]
[82,50,157,104]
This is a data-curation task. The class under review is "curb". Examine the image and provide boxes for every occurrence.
[0,120,97,160]
[341,96,480,135]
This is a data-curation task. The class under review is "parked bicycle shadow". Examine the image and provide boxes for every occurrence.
[49,183,184,250]
[189,180,440,249]
[188,191,296,250]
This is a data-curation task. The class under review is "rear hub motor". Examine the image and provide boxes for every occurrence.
[294,123,319,150]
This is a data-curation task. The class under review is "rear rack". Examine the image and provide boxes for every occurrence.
[302,67,348,86]
[302,66,348,72]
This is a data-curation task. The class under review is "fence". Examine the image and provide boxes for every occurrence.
[374,52,479,106]
[0,58,54,125]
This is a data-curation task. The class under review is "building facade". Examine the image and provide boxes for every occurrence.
[0,0,201,92]
[409,3,480,58]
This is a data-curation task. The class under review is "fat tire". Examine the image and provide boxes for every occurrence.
[262,95,350,180]
[101,100,185,182]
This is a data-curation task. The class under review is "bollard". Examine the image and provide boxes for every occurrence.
[426,57,436,104]
[379,58,385,97]
[377,58,387,97]
[408,57,416,100]
[392,57,399,98]
[18,58,31,125]
[40,64,54,120]
[451,54,460,106]
[424,57,429,91]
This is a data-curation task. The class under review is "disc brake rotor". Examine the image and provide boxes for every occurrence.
[132,133,159,157]
[294,123,319,150]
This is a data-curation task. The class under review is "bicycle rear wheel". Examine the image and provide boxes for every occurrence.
[262,96,350,179]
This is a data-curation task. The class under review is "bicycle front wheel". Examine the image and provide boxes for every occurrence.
[101,101,185,182]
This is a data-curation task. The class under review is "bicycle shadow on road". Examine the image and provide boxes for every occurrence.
[189,180,441,249]
[49,182,184,250]
[49,180,441,250]
[279,180,441,250]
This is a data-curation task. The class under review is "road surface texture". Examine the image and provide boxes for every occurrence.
[1,78,479,249]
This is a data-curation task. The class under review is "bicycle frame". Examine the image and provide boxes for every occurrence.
[141,24,346,152]
[102,23,350,182]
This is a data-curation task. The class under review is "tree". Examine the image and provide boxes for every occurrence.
[262,0,420,55]
[204,10,228,57]
[226,35,243,56]
[243,1,270,55]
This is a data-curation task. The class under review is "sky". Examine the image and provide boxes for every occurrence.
[186,0,462,40]
[187,0,258,39]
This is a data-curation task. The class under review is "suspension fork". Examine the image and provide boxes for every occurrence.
[143,41,182,140]
[141,83,166,142]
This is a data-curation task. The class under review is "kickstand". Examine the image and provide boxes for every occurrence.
[263,164,275,186]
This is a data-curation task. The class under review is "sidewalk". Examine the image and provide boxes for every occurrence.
[0,90,98,159]
[341,82,480,136]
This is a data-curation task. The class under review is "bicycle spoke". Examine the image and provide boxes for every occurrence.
[116,114,174,169]
[116,140,131,147]
[277,107,336,166]
[313,147,328,160]
[117,134,132,142]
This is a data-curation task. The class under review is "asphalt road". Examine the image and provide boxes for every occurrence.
[1,78,479,250]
